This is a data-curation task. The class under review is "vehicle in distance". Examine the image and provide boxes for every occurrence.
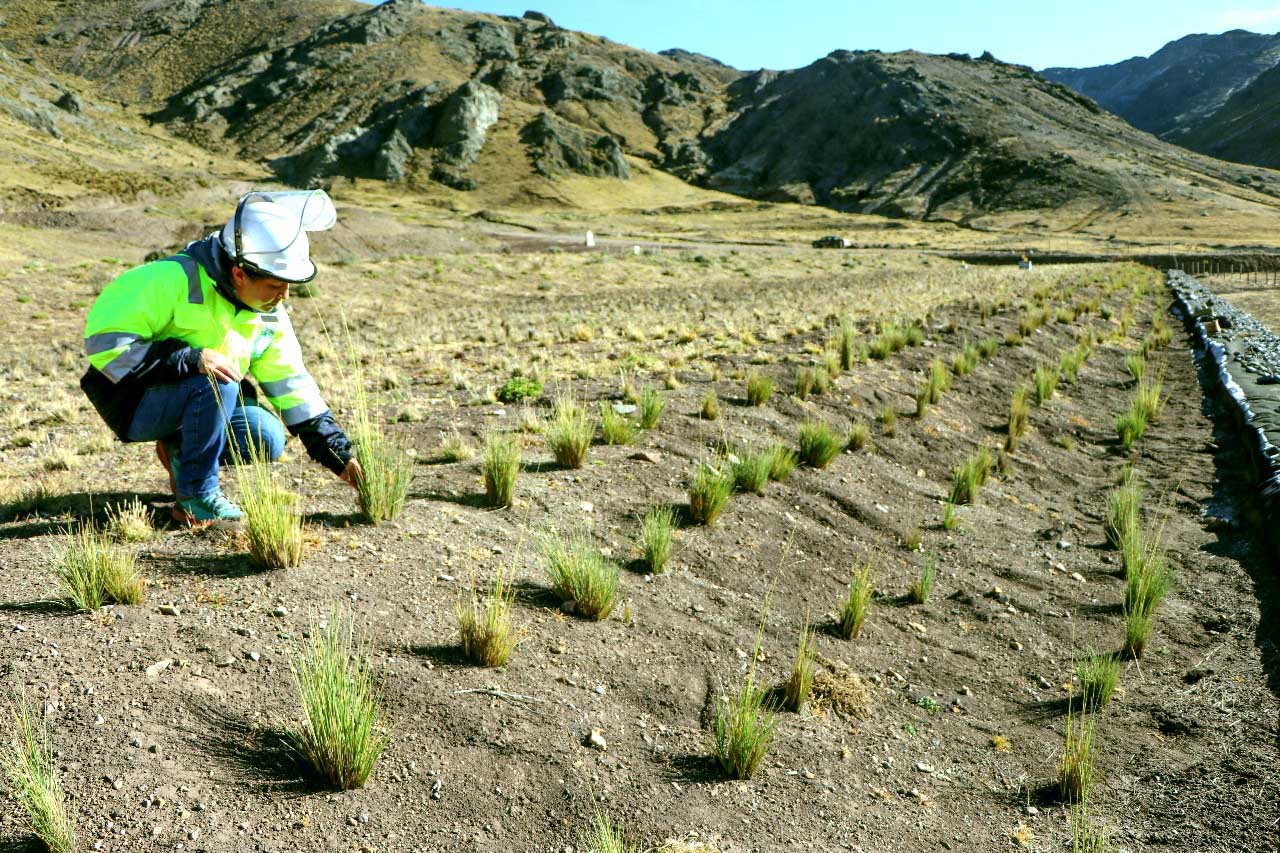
[812,235,851,248]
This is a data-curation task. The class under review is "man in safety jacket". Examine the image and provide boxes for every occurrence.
[80,190,362,525]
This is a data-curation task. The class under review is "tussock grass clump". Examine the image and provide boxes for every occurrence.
[689,462,734,525]
[732,446,774,494]
[781,614,816,712]
[978,337,1000,358]
[746,371,774,406]
[546,396,595,468]
[949,448,992,505]
[289,608,388,789]
[952,342,979,377]
[797,420,843,468]
[1058,706,1096,803]
[1135,375,1164,424]
[104,497,153,542]
[481,431,520,508]
[838,319,859,370]
[1104,470,1141,549]
[766,444,798,482]
[1006,384,1031,451]
[236,451,304,569]
[637,388,665,429]
[699,391,720,421]
[640,505,676,573]
[847,420,870,452]
[345,350,413,524]
[599,402,638,446]
[438,430,474,462]
[57,523,145,610]
[878,405,897,437]
[1125,353,1146,382]
[908,556,937,605]
[1077,652,1121,712]
[1032,363,1059,406]
[941,500,959,531]
[541,532,619,620]
[714,604,778,780]
[1059,346,1086,384]
[794,367,817,400]
[905,323,925,347]
[457,563,518,667]
[3,698,76,853]
[838,564,874,640]
[1115,403,1147,451]
[581,807,635,853]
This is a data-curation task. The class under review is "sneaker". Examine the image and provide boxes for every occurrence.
[155,439,180,496]
[172,492,243,527]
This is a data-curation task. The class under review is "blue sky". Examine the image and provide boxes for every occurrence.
[371,1,1280,70]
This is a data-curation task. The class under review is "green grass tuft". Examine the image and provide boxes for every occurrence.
[57,523,145,610]
[781,613,816,712]
[746,370,774,406]
[289,608,388,790]
[766,444,798,482]
[908,556,937,605]
[541,531,619,620]
[733,446,775,494]
[640,505,676,573]
[599,402,639,446]
[481,431,520,508]
[3,697,76,853]
[546,396,595,468]
[949,448,993,505]
[637,388,665,429]
[689,462,734,525]
[457,562,518,667]
[797,420,843,468]
[847,420,871,452]
[1033,363,1059,406]
[838,564,874,640]
[1076,651,1120,712]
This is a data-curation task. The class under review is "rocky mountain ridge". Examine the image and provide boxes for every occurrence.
[1043,30,1280,165]
[2,0,1278,223]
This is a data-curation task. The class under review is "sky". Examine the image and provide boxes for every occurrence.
[372,1,1280,71]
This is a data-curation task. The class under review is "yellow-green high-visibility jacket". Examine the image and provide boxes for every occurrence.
[80,236,353,474]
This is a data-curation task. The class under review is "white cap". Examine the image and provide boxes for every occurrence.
[220,190,337,284]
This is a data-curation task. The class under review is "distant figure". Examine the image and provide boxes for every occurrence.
[80,190,363,525]
[585,230,595,248]
[1018,253,1033,271]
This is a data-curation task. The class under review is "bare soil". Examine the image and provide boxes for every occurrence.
[0,253,1278,853]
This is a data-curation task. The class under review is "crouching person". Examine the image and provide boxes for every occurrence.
[79,190,362,525]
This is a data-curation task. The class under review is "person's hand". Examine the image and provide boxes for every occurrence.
[198,348,243,383]
[339,458,364,491]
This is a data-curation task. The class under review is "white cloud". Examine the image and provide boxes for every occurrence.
[1218,5,1280,29]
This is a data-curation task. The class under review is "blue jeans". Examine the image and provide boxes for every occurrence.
[126,376,286,499]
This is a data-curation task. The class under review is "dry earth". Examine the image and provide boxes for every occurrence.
[0,221,1277,853]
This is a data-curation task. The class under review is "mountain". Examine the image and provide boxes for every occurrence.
[3,0,1278,225]
[1178,63,1280,169]
[1042,30,1280,142]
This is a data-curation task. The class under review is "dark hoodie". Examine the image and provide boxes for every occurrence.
[80,234,354,476]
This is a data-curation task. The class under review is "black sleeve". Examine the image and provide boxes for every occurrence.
[125,339,203,386]
[288,411,354,475]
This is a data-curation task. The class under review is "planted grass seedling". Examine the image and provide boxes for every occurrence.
[230,432,304,569]
[546,396,595,468]
[733,446,774,494]
[949,448,992,505]
[481,431,520,508]
[637,388,665,429]
[457,561,518,667]
[1058,700,1096,804]
[335,334,413,525]
[797,420,842,468]
[289,608,388,790]
[839,564,874,640]
[104,497,153,542]
[941,500,959,531]
[838,318,859,370]
[908,556,936,605]
[746,370,774,406]
[57,523,145,610]
[639,505,676,573]
[581,806,634,853]
[781,613,816,712]
[847,420,870,452]
[3,697,75,853]
[599,402,638,446]
[541,532,618,620]
[1076,651,1120,712]
[699,391,720,421]
[689,461,734,525]
[438,430,474,462]
[1033,363,1059,406]
[714,604,778,779]
[878,405,897,437]
[766,444,798,482]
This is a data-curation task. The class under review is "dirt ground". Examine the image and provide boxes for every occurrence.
[0,233,1278,853]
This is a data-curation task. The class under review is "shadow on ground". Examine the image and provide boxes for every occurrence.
[183,698,320,797]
